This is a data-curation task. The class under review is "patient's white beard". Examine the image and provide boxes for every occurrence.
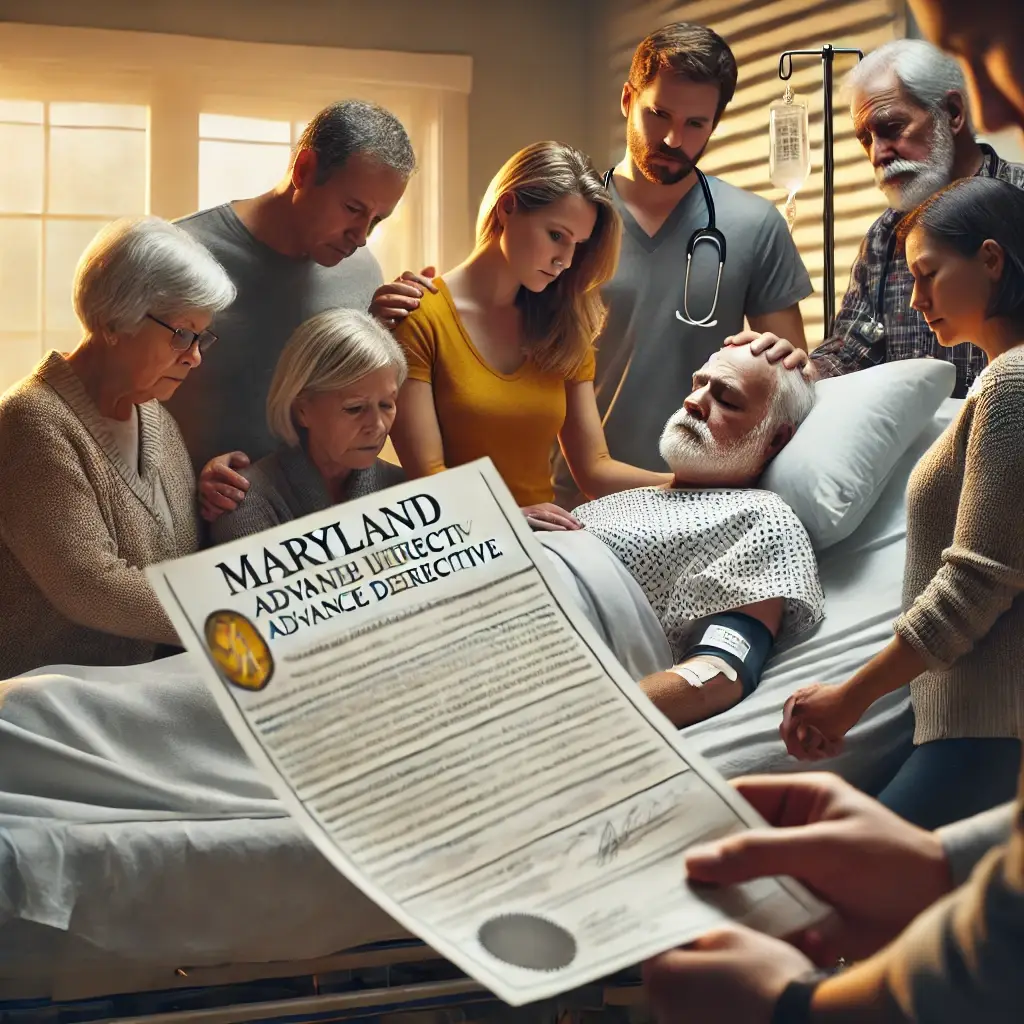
[875,116,955,212]
[659,411,773,482]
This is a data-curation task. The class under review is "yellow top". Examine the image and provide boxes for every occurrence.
[394,279,595,506]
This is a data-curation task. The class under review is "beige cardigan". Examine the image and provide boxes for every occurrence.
[895,346,1024,743]
[0,352,197,679]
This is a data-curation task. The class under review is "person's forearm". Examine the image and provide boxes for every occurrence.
[639,669,742,727]
[842,633,927,713]
[809,958,908,1023]
[809,313,879,379]
[64,568,180,646]
[6,530,181,647]
[575,457,672,500]
[808,346,843,379]
[389,440,447,480]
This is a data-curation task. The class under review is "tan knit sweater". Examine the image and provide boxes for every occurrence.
[0,352,198,679]
[895,346,1024,743]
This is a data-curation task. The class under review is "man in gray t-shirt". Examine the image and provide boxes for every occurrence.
[374,24,812,510]
[172,208,383,471]
[167,100,414,514]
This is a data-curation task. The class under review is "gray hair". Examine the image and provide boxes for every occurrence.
[847,39,973,129]
[296,100,416,184]
[267,308,408,447]
[769,362,816,430]
[73,216,236,337]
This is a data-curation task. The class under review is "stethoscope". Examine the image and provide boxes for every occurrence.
[862,232,897,344]
[603,165,727,328]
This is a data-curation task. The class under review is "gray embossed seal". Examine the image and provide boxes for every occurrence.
[478,913,577,971]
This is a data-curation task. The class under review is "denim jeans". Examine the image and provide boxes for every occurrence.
[877,736,1022,830]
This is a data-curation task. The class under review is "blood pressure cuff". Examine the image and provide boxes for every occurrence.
[683,612,774,699]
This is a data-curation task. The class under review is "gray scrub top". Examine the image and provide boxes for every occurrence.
[553,174,812,507]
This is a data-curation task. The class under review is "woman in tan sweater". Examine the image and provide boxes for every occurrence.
[781,177,1024,828]
[0,216,236,679]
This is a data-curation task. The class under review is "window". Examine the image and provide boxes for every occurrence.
[198,113,300,211]
[0,23,471,397]
[0,99,148,388]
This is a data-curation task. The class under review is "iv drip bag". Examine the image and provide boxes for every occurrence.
[769,91,811,195]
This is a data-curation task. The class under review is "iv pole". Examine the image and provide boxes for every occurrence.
[778,45,863,337]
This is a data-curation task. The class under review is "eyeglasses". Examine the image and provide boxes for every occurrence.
[147,314,218,353]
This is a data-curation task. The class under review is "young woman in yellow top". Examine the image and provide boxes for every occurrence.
[389,141,672,530]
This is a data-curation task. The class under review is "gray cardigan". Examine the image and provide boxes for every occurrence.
[938,802,1016,886]
[210,445,405,545]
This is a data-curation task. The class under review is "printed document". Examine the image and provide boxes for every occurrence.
[148,459,823,1005]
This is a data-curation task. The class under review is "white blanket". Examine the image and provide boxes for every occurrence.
[0,401,961,997]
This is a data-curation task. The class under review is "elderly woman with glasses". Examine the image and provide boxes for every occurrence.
[0,215,236,679]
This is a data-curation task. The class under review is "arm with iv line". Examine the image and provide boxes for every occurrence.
[639,598,782,727]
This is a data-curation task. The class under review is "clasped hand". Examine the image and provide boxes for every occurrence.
[780,682,868,761]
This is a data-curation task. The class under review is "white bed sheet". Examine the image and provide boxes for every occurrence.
[0,401,958,1000]
[679,402,961,786]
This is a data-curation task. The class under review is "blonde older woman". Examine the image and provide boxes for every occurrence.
[210,308,406,545]
[0,216,236,679]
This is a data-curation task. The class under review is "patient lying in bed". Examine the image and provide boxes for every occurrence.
[547,345,824,728]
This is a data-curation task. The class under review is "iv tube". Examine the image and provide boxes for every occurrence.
[769,85,811,232]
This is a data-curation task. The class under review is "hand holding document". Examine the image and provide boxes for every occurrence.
[147,460,824,1006]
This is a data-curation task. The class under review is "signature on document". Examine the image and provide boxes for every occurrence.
[596,801,664,866]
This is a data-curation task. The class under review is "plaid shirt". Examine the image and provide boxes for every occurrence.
[811,145,1024,398]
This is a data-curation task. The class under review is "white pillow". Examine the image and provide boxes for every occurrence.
[760,359,957,551]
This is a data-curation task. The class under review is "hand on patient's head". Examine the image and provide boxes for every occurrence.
[199,450,250,522]
[724,329,810,374]
[660,344,814,486]
[369,267,438,325]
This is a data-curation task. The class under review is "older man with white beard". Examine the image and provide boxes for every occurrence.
[731,39,1024,399]
[542,344,823,730]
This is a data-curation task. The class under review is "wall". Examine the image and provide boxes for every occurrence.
[0,0,595,263]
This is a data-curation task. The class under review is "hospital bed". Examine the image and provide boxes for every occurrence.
[0,400,958,1023]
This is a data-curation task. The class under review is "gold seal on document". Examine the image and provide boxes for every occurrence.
[204,611,274,691]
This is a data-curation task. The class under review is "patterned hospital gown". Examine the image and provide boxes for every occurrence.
[574,488,825,662]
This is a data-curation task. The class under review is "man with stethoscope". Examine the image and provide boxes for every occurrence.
[371,22,812,509]
[548,22,812,507]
